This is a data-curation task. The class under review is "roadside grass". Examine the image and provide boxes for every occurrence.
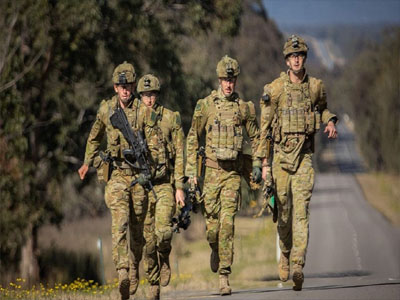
[1,212,279,299]
[356,172,400,227]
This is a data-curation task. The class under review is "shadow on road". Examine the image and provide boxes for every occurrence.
[257,270,370,282]
[305,270,371,278]
[302,280,400,291]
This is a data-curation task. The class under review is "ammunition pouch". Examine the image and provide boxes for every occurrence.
[278,135,305,172]
[93,155,112,183]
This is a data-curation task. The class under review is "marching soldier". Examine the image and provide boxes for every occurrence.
[185,55,261,295]
[257,35,338,291]
[134,74,185,300]
[78,62,162,300]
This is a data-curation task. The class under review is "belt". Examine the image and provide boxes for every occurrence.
[205,157,238,171]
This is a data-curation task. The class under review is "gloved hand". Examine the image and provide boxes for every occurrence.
[252,166,262,184]
[137,173,151,187]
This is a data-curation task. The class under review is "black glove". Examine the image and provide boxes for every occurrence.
[252,166,262,184]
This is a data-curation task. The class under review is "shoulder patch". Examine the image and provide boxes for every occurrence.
[143,107,157,127]
[195,101,202,112]
[150,110,157,124]
[175,111,182,127]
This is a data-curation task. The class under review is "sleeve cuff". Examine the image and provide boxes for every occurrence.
[252,159,262,168]
[175,182,185,190]
[328,116,338,125]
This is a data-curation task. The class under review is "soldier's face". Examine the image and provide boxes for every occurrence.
[219,77,237,97]
[114,83,134,103]
[286,52,306,74]
[141,91,158,108]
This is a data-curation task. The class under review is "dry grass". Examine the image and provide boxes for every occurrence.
[356,172,400,227]
[1,211,279,299]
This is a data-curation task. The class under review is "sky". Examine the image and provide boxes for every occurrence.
[262,0,400,27]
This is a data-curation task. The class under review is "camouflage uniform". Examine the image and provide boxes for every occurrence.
[256,36,337,287]
[143,102,185,284]
[186,56,260,278]
[84,95,160,272]
[135,75,185,292]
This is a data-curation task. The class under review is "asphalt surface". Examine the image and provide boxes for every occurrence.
[164,122,400,300]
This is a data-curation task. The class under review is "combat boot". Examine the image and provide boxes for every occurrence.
[292,264,304,291]
[210,244,219,273]
[278,251,290,282]
[219,274,231,296]
[118,268,130,300]
[159,252,171,287]
[147,283,160,300]
[129,263,139,296]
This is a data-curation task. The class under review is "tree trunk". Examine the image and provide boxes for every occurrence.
[20,225,39,285]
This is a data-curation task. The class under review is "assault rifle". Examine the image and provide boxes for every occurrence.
[110,104,157,199]
[254,133,277,222]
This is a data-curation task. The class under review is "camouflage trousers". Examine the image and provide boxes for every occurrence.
[203,165,241,275]
[272,152,315,266]
[104,169,147,271]
[142,181,176,284]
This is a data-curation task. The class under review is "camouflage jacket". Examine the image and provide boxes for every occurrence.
[256,71,337,158]
[153,103,185,189]
[185,88,260,177]
[83,96,161,171]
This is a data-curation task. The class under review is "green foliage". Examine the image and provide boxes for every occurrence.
[0,0,246,280]
[332,28,400,173]
[0,0,285,281]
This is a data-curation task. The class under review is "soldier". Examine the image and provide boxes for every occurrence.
[256,35,338,291]
[134,74,185,300]
[78,62,162,300]
[185,55,261,295]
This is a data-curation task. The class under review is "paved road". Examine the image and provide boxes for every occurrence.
[165,122,400,299]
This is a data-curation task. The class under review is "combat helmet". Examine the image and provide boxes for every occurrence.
[216,55,240,78]
[283,35,308,58]
[137,74,160,93]
[112,61,136,84]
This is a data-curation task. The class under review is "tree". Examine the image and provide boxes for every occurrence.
[330,28,400,173]
[0,0,244,284]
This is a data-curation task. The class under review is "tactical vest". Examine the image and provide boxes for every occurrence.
[154,105,175,172]
[210,98,243,161]
[273,80,321,141]
[106,98,165,168]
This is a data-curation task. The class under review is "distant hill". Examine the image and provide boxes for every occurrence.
[280,23,395,70]
[180,0,285,106]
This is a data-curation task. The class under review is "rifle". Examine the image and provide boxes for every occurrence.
[254,132,277,222]
[197,146,206,178]
[109,103,157,199]
[172,175,202,233]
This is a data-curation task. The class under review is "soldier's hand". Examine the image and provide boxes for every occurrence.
[188,176,198,186]
[262,166,268,181]
[175,188,185,208]
[252,166,262,184]
[137,173,151,186]
[78,164,89,180]
[324,121,338,139]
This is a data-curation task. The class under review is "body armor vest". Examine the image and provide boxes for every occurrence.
[210,98,243,161]
[274,80,321,141]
